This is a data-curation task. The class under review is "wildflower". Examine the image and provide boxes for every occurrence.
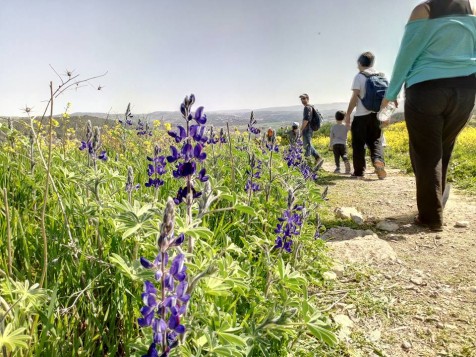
[245,154,262,193]
[139,198,188,355]
[79,124,107,162]
[247,111,260,135]
[126,166,140,196]
[274,190,304,253]
[207,126,219,145]
[137,119,153,136]
[283,139,317,180]
[219,128,227,143]
[119,102,134,126]
[145,144,167,189]
[167,95,209,205]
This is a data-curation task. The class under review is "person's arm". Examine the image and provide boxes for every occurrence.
[329,126,335,148]
[344,90,359,128]
[408,2,430,21]
[385,7,431,101]
[471,0,476,15]
[301,106,310,133]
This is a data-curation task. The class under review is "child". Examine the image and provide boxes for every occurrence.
[330,111,351,174]
[288,122,299,145]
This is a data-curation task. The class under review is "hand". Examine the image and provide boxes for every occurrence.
[344,114,351,129]
[380,98,398,111]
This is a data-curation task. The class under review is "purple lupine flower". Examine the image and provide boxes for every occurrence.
[273,190,304,253]
[79,125,108,163]
[283,139,317,180]
[168,95,210,205]
[126,166,140,201]
[247,111,260,135]
[245,154,262,194]
[207,126,219,145]
[219,128,227,143]
[168,126,187,143]
[198,168,209,182]
[98,151,108,161]
[137,119,153,136]
[145,144,167,189]
[138,198,188,356]
[119,103,134,126]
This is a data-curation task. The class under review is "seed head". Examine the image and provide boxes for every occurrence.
[158,197,175,252]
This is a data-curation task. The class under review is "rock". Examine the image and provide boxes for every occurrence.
[334,314,354,328]
[455,221,469,228]
[376,220,400,232]
[435,234,442,240]
[335,207,364,224]
[323,271,337,281]
[351,214,364,225]
[410,276,426,286]
[330,262,345,278]
[325,227,397,264]
[401,341,412,350]
[469,286,476,293]
[369,329,381,342]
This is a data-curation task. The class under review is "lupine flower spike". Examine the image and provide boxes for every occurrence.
[274,189,304,253]
[139,198,189,356]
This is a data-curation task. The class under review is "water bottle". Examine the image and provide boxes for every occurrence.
[379,102,396,128]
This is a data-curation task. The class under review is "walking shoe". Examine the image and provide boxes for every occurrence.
[350,173,364,179]
[373,160,387,180]
[414,215,443,232]
[333,167,341,173]
[344,161,351,174]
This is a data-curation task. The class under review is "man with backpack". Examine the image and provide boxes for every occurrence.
[344,52,387,180]
[299,93,324,170]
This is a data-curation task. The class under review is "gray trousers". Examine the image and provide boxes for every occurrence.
[405,85,476,226]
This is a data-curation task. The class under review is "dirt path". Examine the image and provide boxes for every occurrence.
[320,162,476,357]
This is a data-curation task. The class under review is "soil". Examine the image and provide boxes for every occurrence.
[320,162,476,357]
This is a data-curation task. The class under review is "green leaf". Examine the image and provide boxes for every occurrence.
[216,331,247,348]
[202,277,231,297]
[122,223,142,239]
[234,204,256,216]
[306,323,338,347]
[277,257,285,280]
[0,325,31,352]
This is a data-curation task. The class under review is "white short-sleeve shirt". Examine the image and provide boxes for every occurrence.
[351,68,377,116]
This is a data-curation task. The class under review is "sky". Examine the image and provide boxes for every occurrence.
[0,0,422,116]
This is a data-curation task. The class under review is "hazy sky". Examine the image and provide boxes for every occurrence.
[0,0,421,116]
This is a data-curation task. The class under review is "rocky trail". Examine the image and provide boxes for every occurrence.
[318,162,476,357]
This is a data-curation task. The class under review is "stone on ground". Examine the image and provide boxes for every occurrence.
[376,220,400,232]
[334,207,364,225]
[324,227,397,264]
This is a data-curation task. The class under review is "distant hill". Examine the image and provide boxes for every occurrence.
[2,101,411,134]
[70,102,352,130]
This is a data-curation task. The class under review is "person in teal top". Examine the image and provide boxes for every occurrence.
[382,0,476,232]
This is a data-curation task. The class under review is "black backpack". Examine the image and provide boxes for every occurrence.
[310,105,323,131]
[359,72,388,112]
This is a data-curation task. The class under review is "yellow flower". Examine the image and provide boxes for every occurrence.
[164,123,172,131]
[51,119,59,127]
[153,120,161,128]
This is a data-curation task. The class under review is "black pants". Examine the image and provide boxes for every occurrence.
[405,85,476,226]
[333,144,349,167]
[351,112,384,176]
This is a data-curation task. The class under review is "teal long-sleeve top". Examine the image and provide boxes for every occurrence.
[385,15,476,100]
